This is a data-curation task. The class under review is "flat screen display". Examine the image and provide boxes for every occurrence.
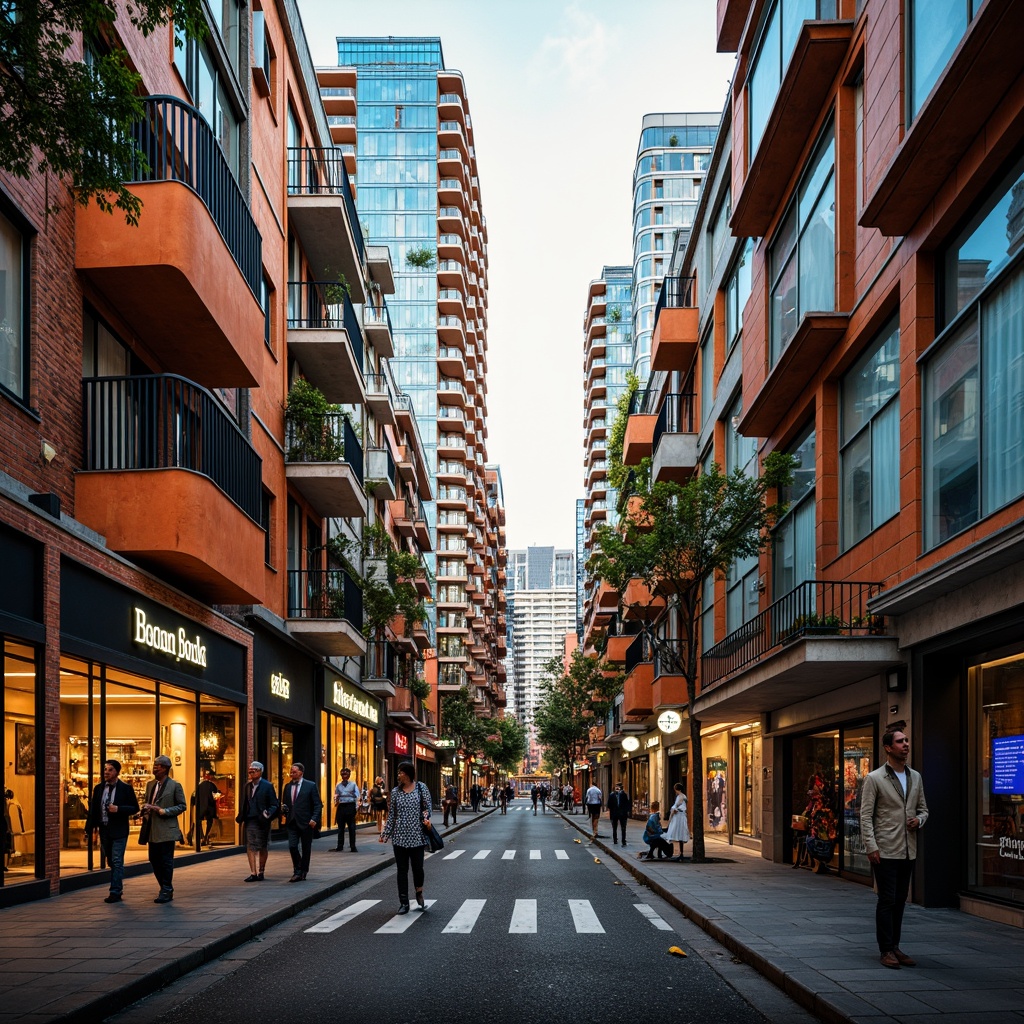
[992,734,1024,795]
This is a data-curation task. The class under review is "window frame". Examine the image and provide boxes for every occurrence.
[0,200,32,407]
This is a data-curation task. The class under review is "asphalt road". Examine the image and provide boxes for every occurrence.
[109,807,817,1024]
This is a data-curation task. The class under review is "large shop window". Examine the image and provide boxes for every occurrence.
[908,0,980,122]
[769,123,836,364]
[3,640,39,886]
[972,651,1024,905]
[0,208,29,401]
[840,318,900,550]
[925,156,1024,550]
[320,711,376,818]
[59,657,240,876]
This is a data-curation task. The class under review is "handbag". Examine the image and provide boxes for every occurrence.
[805,836,834,861]
[418,782,444,853]
[137,814,151,846]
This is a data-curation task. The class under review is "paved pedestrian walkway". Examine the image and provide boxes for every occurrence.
[556,806,1024,1024]
[0,813,487,1024]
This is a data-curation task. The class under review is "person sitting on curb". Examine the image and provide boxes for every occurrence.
[641,801,672,860]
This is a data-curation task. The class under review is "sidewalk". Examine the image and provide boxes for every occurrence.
[557,807,1024,1024]
[0,812,488,1024]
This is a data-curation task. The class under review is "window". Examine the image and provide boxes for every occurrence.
[773,425,816,597]
[82,307,129,378]
[261,488,273,566]
[908,0,980,122]
[700,573,715,654]
[725,239,754,352]
[707,189,732,281]
[261,272,274,352]
[840,318,900,550]
[725,395,760,630]
[748,0,837,157]
[769,122,835,364]
[251,8,273,99]
[700,326,714,425]
[0,207,28,401]
[925,155,1024,549]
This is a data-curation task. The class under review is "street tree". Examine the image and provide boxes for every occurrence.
[440,685,487,794]
[534,650,621,785]
[587,453,792,861]
[481,715,527,779]
[0,0,206,224]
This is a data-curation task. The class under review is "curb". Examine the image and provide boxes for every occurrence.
[553,809,854,1024]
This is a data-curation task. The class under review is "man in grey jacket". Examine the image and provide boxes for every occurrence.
[142,755,187,904]
[859,728,929,969]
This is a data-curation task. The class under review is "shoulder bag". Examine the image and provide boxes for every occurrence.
[419,782,444,853]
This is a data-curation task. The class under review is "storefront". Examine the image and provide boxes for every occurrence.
[619,733,656,818]
[58,560,248,889]
[415,741,439,804]
[252,623,317,832]
[387,727,413,792]
[1,523,44,900]
[700,720,762,850]
[321,671,381,818]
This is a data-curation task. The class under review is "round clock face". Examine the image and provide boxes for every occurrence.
[657,710,682,734]
[621,736,640,752]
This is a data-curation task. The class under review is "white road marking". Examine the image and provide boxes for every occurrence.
[634,903,674,931]
[554,849,569,860]
[568,899,605,934]
[501,850,515,860]
[375,900,436,933]
[473,850,490,859]
[443,849,465,860]
[305,899,380,933]
[442,899,487,934]
[529,850,541,860]
[509,899,537,933]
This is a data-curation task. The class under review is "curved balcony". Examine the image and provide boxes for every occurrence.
[75,96,263,387]
[77,375,263,603]
[287,282,365,404]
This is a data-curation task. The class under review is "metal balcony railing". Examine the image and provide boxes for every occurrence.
[128,96,262,296]
[624,632,653,675]
[287,568,362,624]
[287,281,364,369]
[82,374,262,522]
[286,146,365,263]
[362,301,393,335]
[653,273,697,323]
[652,392,696,450]
[365,640,399,681]
[284,412,363,485]
[701,579,887,690]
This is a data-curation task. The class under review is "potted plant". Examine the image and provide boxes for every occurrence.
[409,677,431,701]
[285,378,346,462]
[405,245,436,270]
[323,270,351,305]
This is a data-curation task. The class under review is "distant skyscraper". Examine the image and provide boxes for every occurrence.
[631,114,719,381]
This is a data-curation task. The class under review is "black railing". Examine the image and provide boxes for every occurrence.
[82,375,262,522]
[284,412,363,485]
[365,640,399,681]
[287,568,362,624]
[653,392,696,450]
[363,301,393,335]
[628,388,651,416]
[653,273,697,324]
[286,281,365,370]
[129,96,261,297]
[624,632,653,675]
[286,146,365,264]
[701,579,887,690]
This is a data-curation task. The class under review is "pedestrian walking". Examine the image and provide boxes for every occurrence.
[379,761,432,914]
[539,783,548,813]
[498,785,507,814]
[236,761,278,881]
[860,728,929,970]
[189,769,220,847]
[85,759,139,903]
[443,782,459,826]
[141,754,186,903]
[607,781,632,846]
[370,776,388,835]
[563,782,574,813]
[280,762,322,882]
[641,801,672,860]
[665,782,690,861]
[333,767,360,852]
[584,781,603,841]
[531,784,539,815]
[470,782,482,812]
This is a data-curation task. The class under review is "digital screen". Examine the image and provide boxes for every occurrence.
[992,735,1024,795]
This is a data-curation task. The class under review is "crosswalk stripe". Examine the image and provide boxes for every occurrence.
[501,850,515,860]
[568,899,605,934]
[529,850,541,860]
[554,849,569,860]
[375,900,436,933]
[443,899,487,934]
[634,903,674,931]
[509,899,537,933]
[473,850,490,859]
[305,899,380,933]
[443,849,465,860]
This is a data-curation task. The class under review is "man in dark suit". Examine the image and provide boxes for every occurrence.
[236,761,279,882]
[86,759,140,903]
[280,762,322,882]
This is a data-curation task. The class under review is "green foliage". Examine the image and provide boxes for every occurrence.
[0,1,207,224]
[323,271,351,305]
[441,685,488,790]
[409,676,431,700]
[405,245,436,269]
[608,306,622,323]
[284,379,346,462]
[607,371,641,491]
[534,650,622,782]
[359,522,426,639]
[481,715,527,775]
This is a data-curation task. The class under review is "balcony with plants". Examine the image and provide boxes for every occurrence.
[284,379,365,518]
[75,96,264,387]
[286,146,366,302]
[287,280,365,404]
[77,373,264,603]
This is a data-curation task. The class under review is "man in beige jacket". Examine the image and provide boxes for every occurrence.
[859,728,929,969]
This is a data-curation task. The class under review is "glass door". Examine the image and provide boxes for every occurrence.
[840,722,875,879]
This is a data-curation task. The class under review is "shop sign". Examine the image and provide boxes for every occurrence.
[435,738,455,748]
[329,678,380,726]
[572,761,589,771]
[1000,837,1024,861]
[133,607,207,668]
[270,672,290,700]
[415,743,431,759]
[390,730,410,756]
[621,736,640,752]
[645,736,660,749]
[657,710,682,734]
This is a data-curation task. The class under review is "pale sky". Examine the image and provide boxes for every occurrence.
[297,0,737,550]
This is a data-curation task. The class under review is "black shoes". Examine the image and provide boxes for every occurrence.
[288,874,302,883]
[154,892,173,904]
[397,903,410,915]
[244,874,259,882]
[103,893,122,903]
[415,891,425,909]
